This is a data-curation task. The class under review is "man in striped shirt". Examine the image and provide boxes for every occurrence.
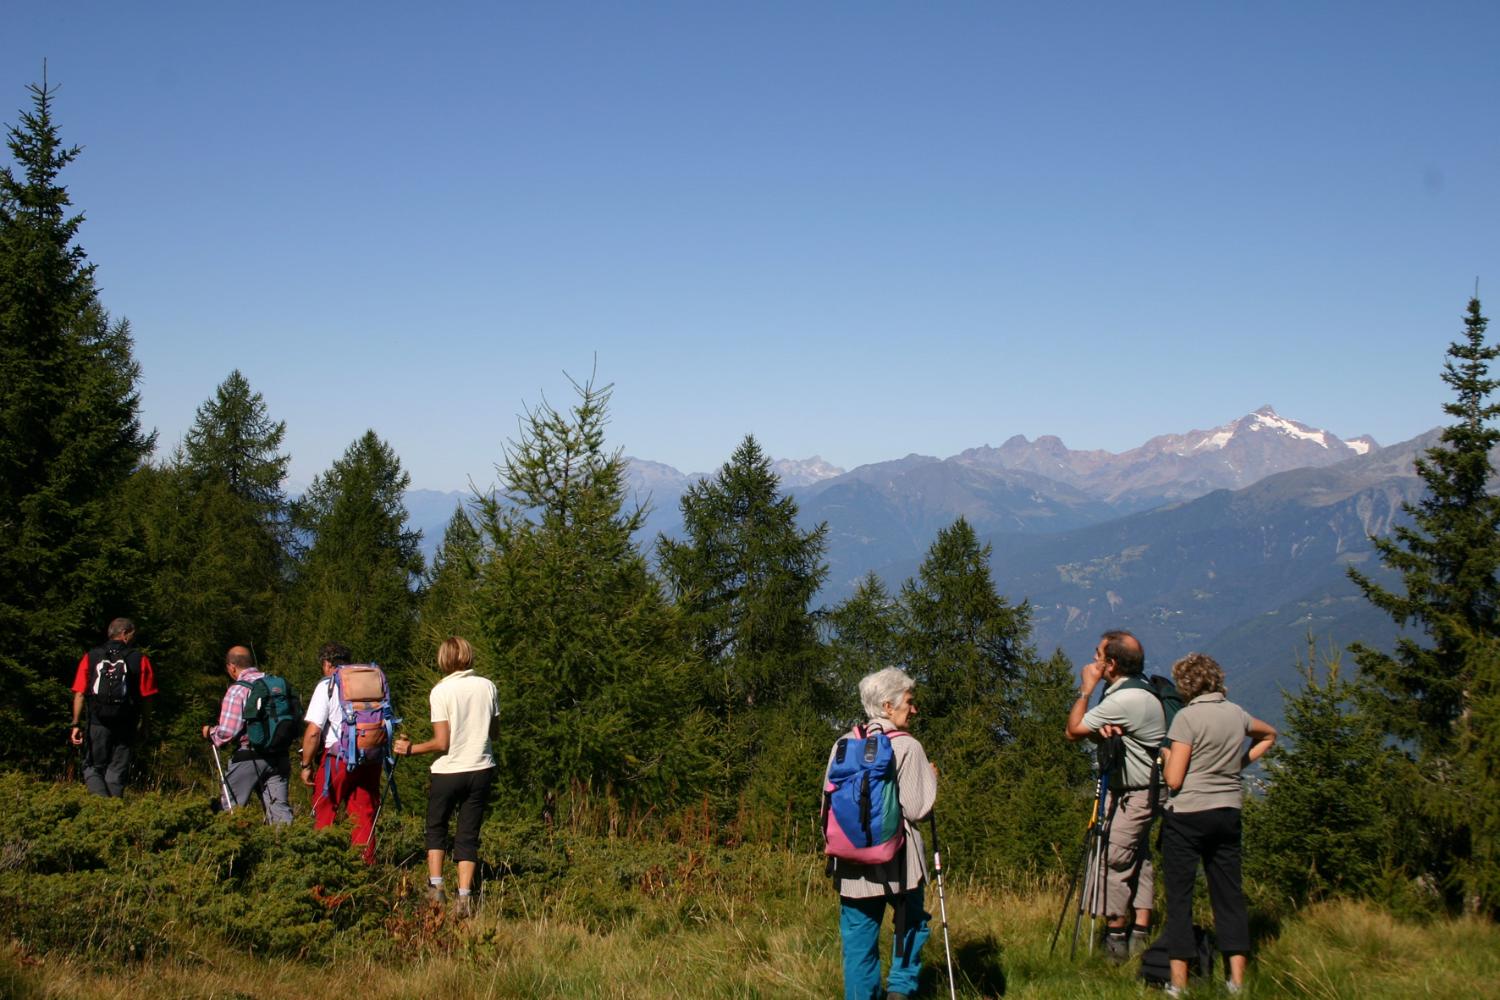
[201,646,293,824]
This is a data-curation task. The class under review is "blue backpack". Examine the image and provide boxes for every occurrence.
[822,725,908,864]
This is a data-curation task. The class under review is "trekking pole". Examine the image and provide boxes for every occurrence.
[929,812,957,1000]
[1050,773,1099,954]
[1068,769,1108,959]
[208,740,236,812]
[369,733,404,860]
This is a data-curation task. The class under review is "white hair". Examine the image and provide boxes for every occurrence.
[859,667,915,721]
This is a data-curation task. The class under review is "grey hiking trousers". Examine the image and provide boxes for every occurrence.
[225,756,294,824]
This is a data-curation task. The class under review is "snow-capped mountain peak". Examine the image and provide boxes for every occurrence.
[771,455,846,486]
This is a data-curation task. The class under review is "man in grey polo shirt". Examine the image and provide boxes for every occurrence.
[1065,629,1166,961]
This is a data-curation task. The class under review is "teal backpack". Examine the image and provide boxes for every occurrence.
[235,674,301,755]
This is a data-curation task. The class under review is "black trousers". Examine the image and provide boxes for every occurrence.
[425,767,496,862]
[1162,807,1250,959]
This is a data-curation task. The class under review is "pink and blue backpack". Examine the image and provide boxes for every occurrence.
[822,724,908,864]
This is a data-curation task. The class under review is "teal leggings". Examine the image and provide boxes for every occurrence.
[839,887,930,1000]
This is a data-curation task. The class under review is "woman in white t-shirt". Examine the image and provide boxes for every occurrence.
[393,636,499,914]
[1160,652,1277,996]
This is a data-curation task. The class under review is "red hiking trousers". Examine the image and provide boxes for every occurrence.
[313,755,383,864]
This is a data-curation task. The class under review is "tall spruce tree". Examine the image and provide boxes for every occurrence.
[271,430,422,695]
[657,434,830,715]
[0,79,152,764]
[1350,296,1500,751]
[122,372,292,762]
[900,517,1030,726]
[1349,296,1500,908]
[474,379,709,813]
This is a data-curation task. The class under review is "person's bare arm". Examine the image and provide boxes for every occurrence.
[394,721,450,757]
[1163,740,1192,791]
[1244,716,1277,766]
[1065,659,1106,741]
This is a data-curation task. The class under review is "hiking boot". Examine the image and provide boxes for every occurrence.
[1129,927,1151,957]
[1103,930,1131,964]
[455,893,478,918]
[426,883,447,906]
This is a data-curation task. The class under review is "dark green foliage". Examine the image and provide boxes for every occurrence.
[0,773,394,961]
[819,520,1091,874]
[182,369,291,521]
[122,373,292,769]
[407,505,483,702]
[900,518,1031,728]
[1348,296,1500,911]
[474,379,711,811]
[658,434,830,716]
[824,573,902,728]
[272,430,423,696]
[0,80,152,765]
[1449,632,1500,918]
[1350,297,1500,752]
[1246,650,1390,906]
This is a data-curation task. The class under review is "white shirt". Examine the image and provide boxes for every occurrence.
[302,675,342,750]
[429,670,499,775]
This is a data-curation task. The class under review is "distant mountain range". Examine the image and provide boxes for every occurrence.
[402,407,1479,724]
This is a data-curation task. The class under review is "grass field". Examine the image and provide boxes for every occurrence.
[4,845,1497,1000]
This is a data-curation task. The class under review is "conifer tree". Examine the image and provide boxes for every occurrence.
[895,517,1085,870]
[0,78,152,763]
[1350,296,1500,753]
[1451,631,1500,916]
[1246,649,1390,905]
[272,430,422,695]
[825,572,904,727]
[657,434,830,715]
[122,372,292,758]
[475,379,709,813]
[408,505,483,700]
[182,369,290,528]
[1348,296,1500,907]
[900,517,1030,727]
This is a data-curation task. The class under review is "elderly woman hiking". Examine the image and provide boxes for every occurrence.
[393,637,499,916]
[1160,652,1276,996]
[824,667,938,1000]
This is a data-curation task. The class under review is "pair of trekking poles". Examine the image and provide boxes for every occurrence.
[1049,746,1118,958]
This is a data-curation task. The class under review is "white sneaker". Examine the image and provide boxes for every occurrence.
[1226,981,1244,994]
[1163,986,1182,998]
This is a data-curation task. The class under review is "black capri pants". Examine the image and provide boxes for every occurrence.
[425,766,496,862]
[1162,806,1251,959]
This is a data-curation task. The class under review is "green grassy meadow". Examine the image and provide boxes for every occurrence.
[1,773,1496,999]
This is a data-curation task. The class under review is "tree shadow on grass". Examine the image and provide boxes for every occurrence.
[921,933,1008,997]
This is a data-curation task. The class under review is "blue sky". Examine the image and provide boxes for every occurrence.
[7,2,1498,489]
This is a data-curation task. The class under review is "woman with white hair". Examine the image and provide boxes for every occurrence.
[827,666,938,1000]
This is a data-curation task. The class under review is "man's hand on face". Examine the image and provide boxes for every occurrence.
[1082,658,1106,690]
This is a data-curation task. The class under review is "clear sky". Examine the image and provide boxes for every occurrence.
[7,2,1498,489]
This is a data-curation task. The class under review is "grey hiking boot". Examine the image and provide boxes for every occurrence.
[1103,930,1131,964]
[426,883,447,906]
[1129,926,1151,957]
[455,893,478,918]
